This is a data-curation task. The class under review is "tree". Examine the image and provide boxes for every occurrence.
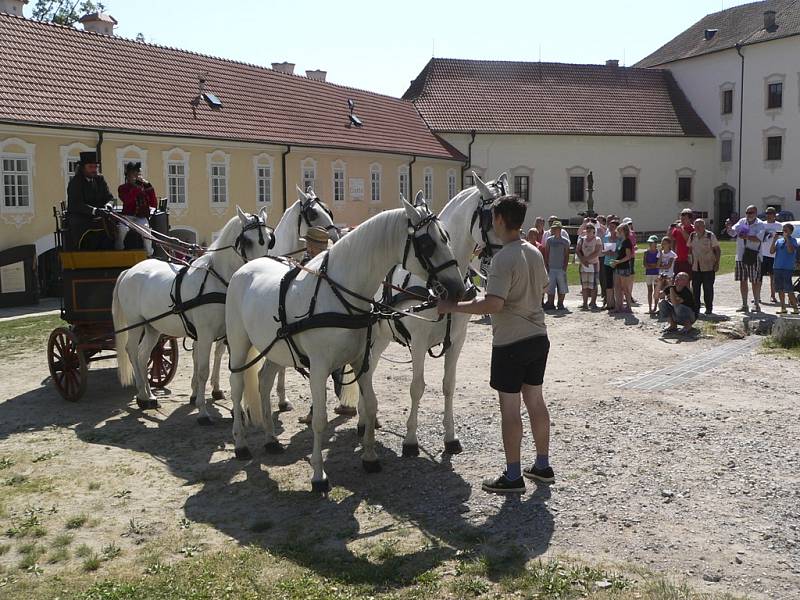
[31,0,106,26]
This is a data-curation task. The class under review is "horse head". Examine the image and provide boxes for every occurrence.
[469,171,508,258]
[233,205,274,262]
[296,185,340,242]
[401,196,465,301]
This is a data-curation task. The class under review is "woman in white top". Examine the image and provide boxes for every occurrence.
[576,223,603,310]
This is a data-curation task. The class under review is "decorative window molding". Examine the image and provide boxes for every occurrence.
[370,163,381,202]
[206,150,230,215]
[566,165,587,203]
[676,167,695,203]
[332,159,346,202]
[720,82,735,120]
[116,144,148,186]
[59,141,93,195]
[253,153,274,205]
[763,126,785,169]
[447,168,457,200]
[169,225,198,244]
[423,166,433,200]
[162,148,190,216]
[301,157,317,194]
[398,165,409,200]
[764,73,785,114]
[719,131,734,164]
[762,195,784,211]
[619,166,640,203]
[0,137,36,227]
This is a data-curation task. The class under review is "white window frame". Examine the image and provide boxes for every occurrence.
[676,167,695,204]
[719,82,735,122]
[301,157,317,194]
[332,160,346,202]
[162,148,190,215]
[566,165,588,203]
[762,195,784,212]
[447,168,457,200]
[423,167,433,200]
[116,144,148,188]
[59,141,93,196]
[763,126,785,168]
[207,150,230,215]
[764,73,785,113]
[510,166,533,202]
[398,165,409,200]
[619,165,640,203]
[253,153,274,206]
[719,131,734,164]
[370,163,381,202]
[0,137,36,228]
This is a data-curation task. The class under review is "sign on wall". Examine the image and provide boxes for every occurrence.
[349,178,364,201]
[0,262,26,293]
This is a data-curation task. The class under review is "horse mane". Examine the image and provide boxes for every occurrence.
[207,213,246,251]
[322,208,404,267]
[439,186,479,222]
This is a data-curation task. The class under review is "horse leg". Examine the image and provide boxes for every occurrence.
[227,338,252,461]
[402,346,427,457]
[276,368,291,412]
[210,340,226,401]
[442,328,467,455]
[124,326,148,406]
[357,359,381,473]
[258,361,283,453]
[309,366,330,493]
[135,326,161,410]
[192,337,214,426]
[358,335,390,439]
[189,345,198,406]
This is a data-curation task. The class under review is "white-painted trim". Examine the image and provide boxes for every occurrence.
[447,168,457,200]
[423,166,433,200]
[398,165,409,200]
[300,157,317,193]
[620,165,640,203]
[719,131,734,164]
[59,141,92,193]
[369,162,382,202]
[206,150,230,215]
[163,147,190,216]
[332,159,346,202]
[676,167,695,203]
[761,195,784,211]
[566,165,587,203]
[169,225,199,245]
[253,153,274,205]
[116,144,148,186]
[764,73,785,115]
[0,137,36,227]
[511,171,532,202]
[719,81,735,123]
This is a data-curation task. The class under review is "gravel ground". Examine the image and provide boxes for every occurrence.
[0,272,798,598]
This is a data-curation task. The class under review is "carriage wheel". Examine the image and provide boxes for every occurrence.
[47,327,88,402]
[148,336,179,388]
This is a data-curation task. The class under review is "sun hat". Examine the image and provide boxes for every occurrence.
[621,217,633,225]
[766,206,776,213]
[647,234,659,243]
[551,220,562,228]
[300,226,329,244]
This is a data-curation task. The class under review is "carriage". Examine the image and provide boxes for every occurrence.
[46,203,179,401]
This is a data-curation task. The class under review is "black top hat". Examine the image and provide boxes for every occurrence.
[124,161,142,173]
[79,151,98,165]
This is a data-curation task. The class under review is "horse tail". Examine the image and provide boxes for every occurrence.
[241,348,265,429]
[338,363,360,409]
[112,273,133,387]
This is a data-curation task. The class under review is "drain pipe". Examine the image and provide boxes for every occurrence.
[462,129,476,186]
[408,155,417,196]
[281,145,292,213]
[96,130,104,170]
[735,43,745,217]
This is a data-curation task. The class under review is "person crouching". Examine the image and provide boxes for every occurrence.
[117,162,156,255]
[658,272,697,335]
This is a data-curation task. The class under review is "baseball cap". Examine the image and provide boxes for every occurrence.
[647,235,659,243]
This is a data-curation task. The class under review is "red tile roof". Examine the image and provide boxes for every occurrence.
[635,0,800,68]
[0,13,462,161]
[403,58,712,138]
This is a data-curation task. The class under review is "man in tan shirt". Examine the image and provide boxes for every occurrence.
[439,195,553,494]
[688,218,720,316]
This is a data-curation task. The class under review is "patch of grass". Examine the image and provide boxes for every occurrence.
[31,451,60,463]
[500,559,629,597]
[82,553,101,572]
[0,314,63,356]
[0,457,14,471]
[763,335,800,358]
[2,473,53,495]
[17,542,46,570]
[75,543,92,559]
[46,547,70,564]
[5,512,44,539]
[370,537,399,562]
[101,544,122,561]
[112,489,132,499]
[0,543,10,555]
[450,575,490,597]
[66,514,88,530]
[52,533,73,548]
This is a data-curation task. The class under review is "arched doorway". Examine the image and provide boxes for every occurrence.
[714,185,736,237]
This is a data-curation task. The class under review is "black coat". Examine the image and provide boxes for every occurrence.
[67,172,115,220]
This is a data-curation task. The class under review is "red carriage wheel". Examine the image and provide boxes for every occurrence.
[47,327,88,402]
[147,336,179,388]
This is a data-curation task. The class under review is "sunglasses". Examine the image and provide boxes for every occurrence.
[746,211,756,215]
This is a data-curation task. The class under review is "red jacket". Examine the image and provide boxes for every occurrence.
[118,182,157,217]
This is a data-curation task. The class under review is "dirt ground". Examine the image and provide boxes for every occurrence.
[0,273,798,598]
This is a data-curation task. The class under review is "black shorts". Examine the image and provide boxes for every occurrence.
[603,264,615,289]
[761,256,774,276]
[490,336,550,393]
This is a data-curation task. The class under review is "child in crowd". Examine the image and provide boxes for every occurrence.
[644,235,660,315]
[770,223,799,314]
[657,237,677,295]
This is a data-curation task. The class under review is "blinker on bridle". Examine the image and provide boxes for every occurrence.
[471,179,506,259]
[235,215,275,261]
[402,213,457,288]
[299,197,339,237]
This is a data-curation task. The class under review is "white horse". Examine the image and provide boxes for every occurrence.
[196,187,340,410]
[368,173,507,456]
[112,206,274,420]
[225,198,466,492]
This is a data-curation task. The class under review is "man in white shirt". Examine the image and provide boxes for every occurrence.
[759,206,783,304]
[726,205,766,313]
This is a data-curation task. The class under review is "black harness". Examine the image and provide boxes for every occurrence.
[170,265,228,340]
[298,196,339,239]
[470,178,508,259]
[402,213,458,290]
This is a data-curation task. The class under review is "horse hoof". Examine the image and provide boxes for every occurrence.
[189,395,196,406]
[196,416,213,427]
[311,479,330,494]
[278,402,293,412]
[264,441,284,454]
[444,440,463,455]
[362,459,382,474]
[401,443,420,458]
[333,405,357,417]
[357,424,365,439]
[234,447,252,461]
[211,390,225,401]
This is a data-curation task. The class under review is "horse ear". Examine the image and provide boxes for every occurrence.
[296,185,308,202]
[473,172,492,199]
[413,190,429,210]
[236,205,248,226]
[258,205,268,224]
[402,195,422,225]
[497,172,509,192]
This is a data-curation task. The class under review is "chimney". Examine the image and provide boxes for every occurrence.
[271,62,295,75]
[305,69,327,82]
[764,9,777,31]
[0,0,28,17]
[704,28,718,40]
[605,59,619,68]
[79,12,118,35]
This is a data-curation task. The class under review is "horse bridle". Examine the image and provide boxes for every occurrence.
[471,179,507,259]
[402,213,458,289]
[298,196,339,238]
[234,215,275,262]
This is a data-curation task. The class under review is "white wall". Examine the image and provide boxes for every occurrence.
[664,35,800,217]
[443,132,716,233]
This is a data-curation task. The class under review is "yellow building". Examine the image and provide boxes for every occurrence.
[0,11,463,264]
